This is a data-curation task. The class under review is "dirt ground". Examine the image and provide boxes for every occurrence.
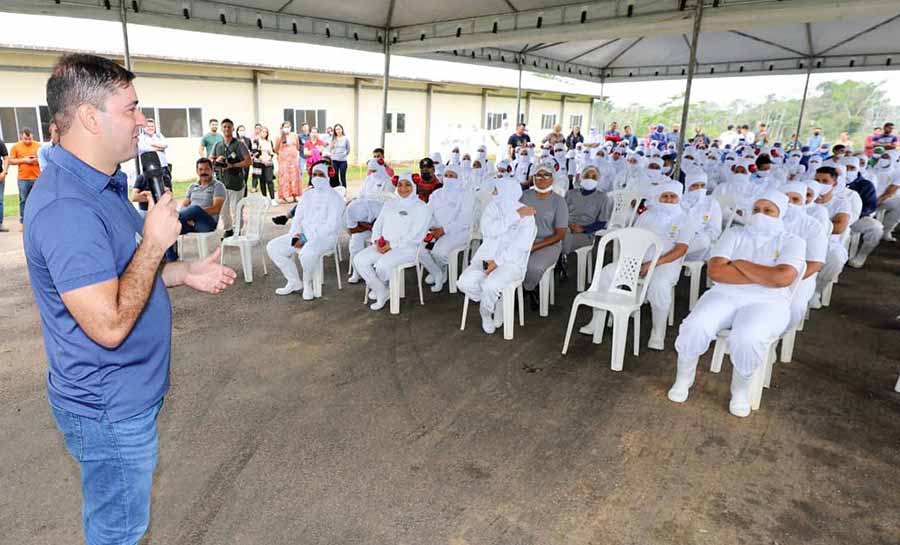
[1,192,899,545]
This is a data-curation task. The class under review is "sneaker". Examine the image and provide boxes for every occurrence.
[430,271,445,293]
[369,290,389,311]
[480,305,496,335]
[424,274,435,285]
[222,229,235,239]
[847,255,866,269]
[883,233,896,242]
[808,293,822,310]
[275,282,302,296]
[348,272,361,284]
[272,215,289,225]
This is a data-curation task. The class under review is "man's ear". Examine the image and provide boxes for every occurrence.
[76,103,102,136]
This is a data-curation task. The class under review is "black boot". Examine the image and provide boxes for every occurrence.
[558,255,569,281]
[525,289,539,311]
[272,215,289,225]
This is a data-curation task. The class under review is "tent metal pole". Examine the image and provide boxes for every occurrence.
[794,65,813,150]
[515,57,523,128]
[674,0,704,180]
[119,1,133,71]
[380,34,391,149]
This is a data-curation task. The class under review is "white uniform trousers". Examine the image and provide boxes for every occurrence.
[420,230,470,280]
[790,274,816,328]
[879,198,900,235]
[352,245,418,297]
[850,217,884,260]
[816,240,848,293]
[349,231,371,263]
[675,286,791,377]
[266,233,336,286]
[594,260,681,331]
[457,263,523,315]
[221,188,244,231]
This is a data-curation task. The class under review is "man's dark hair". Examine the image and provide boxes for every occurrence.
[196,157,213,170]
[741,124,750,130]
[885,122,894,129]
[419,157,435,169]
[624,125,631,130]
[209,118,218,125]
[46,53,135,136]
[816,166,838,180]
[20,127,33,137]
[220,118,234,126]
[832,144,846,155]
[372,147,385,155]
[755,153,772,167]
[516,123,526,129]
[727,124,734,130]
[145,118,155,125]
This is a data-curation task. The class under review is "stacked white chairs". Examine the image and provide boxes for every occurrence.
[219,194,270,282]
[708,262,807,412]
[561,227,664,371]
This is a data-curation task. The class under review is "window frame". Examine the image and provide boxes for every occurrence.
[139,106,204,138]
[0,106,48,143]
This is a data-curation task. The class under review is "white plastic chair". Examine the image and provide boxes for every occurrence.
[561,227,664,371]
[538,264,556,317]
[460,281,525,341]
[709,262,806,411]
[313,242,343,298]
[446,240,471,294]
[574,190,641,292]
[219,195,270,282]
[362,245,425,315]
[821,226,846,307]
[895,372,900,393]
[177,230,219,261]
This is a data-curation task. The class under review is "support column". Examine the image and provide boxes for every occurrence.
[524,92,531,130]
[515,57,523,126]
[560,95,566,131]
[425,84,433,155]
[380,32,391,149]
[480,88,488,130]
[353,78,361,164]
[794,65,813,150]
[252,70,262,123]
[587,97,594,134]
[674,0,704,180]
[119,1,133,71]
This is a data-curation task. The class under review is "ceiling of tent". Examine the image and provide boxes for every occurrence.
[4,0,900,83]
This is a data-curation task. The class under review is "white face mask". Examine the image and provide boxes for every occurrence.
[879,158,891,168]
[732,173,750,184]
[282,127,291,134]
[534,182,554,193]
[748,212,784,234]
[682,188,704,206]
[656,200,681,214]
[581,179,598,191]
[461,159,471,169]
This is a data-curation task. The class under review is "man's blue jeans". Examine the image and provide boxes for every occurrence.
[179,205,218,234]
[0,180,5,225]
[51,399,163,545]
[18,179,35,223]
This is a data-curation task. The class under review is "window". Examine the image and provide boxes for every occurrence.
[569,114,583,129]
[541,114,557,131]
[518,112,526,125]
[139,107,203,138]
[396,113,406,134]
[384,113,393,133]
[486,112,507,131]
[0,106,49,142]
[285,108,327,132]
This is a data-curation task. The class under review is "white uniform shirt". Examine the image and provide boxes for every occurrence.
[783,208,828,264]
[634,206,698,257]
[371,198,433,251]
[290,184,345,241]
[428,184,475,236]
[710,227,806,301]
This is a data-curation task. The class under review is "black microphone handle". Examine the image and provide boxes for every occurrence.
[148,173,166,203]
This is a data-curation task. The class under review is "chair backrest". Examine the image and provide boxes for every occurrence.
[847,191,863,222]
[235,194,271,239]
[607,190,641,230]
[589,227,664,305]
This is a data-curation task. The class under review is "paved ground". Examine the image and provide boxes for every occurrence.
[1,199,899,545]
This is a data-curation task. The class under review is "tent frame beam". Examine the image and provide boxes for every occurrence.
[674,0,703,180]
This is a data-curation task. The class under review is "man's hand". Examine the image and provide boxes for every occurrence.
[569,223,584,233]
[485,260,498,276]
[183,248,237,294]
[0,171,6,182]
[640,261,650,278]
[431,227,445,239]
[292,236,304,249]
[143,192,181,253]
[518,206,536,218]
[377,242,391,254]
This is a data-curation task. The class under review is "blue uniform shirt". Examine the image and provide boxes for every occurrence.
[24,145,171,422]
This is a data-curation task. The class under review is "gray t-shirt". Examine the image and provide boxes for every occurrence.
[212,138,250,191]
[565,190,608,226]
[185,181,227,221]
[521,189,569,242]
[330,136,350,161]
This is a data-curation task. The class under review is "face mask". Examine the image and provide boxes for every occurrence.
[656,201,681,214]
[683,189,704,206]
[534,182,553,193]
[461,159,472,170]
[421,172,433,182]
[879,158,891,168]
[282,127,291,134]
[237,131,245,138]
[443,175,460,188]
[450,152,460,162]
[581,179,598,191]
[748,212,784,234]
[647,169,663,180]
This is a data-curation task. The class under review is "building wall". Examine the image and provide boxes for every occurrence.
[0,50,592,193]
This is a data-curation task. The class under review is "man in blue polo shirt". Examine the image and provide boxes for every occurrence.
[24,53,237,545]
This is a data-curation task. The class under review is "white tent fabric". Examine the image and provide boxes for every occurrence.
[5,0,900,83]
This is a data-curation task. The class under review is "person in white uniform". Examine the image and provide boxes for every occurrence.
[780,182,828,326]
[579,181,698,350]
[668,190,806,417]
[873,151,900,241]
[682,171,723,261]
[805,180,832,228]
[266,163,345,299]
[420,164,475,292]
[353,173,433,310]
[810,166,852,309]
[457,178,537,334]
[346,158,396,282]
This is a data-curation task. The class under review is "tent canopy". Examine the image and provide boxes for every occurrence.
[4,0,900,83]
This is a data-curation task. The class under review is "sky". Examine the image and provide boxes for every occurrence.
[2,11,900,108]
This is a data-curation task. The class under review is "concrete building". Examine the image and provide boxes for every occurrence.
[0,47,596,187]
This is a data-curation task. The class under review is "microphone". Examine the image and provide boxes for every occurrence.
[139,151,166,203]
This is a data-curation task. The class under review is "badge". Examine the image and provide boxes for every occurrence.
[774,250,779,259]
[703,214,709,222]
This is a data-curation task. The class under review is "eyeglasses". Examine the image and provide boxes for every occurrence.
[534,172,553,180]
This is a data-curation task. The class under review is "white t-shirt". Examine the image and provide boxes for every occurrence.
[784,209,828,264]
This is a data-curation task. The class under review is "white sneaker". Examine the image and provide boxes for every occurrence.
[729,370,753,418]
[578,317,596,336]
[883,233,896,242]
[424,274,435,285]
[302,282,315,300]
[368,289,379,301]
[348,272,361,284]
[480,305,496,335]
[667,357,698,403]
[271,199,279,206]
[369,290,389,311]
[648,332,665,351]
[492,304,504,328]
[809,293,823,310]
[275,282,302,296]
[847,255,866,268]
[430,271,445,293]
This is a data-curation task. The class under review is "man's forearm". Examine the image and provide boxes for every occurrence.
[532,234,564,252]
[731,260,794,288]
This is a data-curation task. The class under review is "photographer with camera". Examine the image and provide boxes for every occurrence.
[210,118,251,237]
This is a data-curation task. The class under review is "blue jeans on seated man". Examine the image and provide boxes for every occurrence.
[51,399,164,545]
[165,205,218,261]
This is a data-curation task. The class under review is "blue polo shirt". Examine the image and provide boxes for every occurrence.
[24,145,171,422]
